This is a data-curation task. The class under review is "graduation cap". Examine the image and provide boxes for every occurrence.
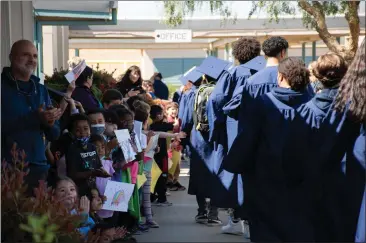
[179,66,197,85]
[197,56,231,80]
[183,67,204,84]
[242,56,267,72]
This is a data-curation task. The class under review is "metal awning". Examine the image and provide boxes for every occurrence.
[33,0,117,21]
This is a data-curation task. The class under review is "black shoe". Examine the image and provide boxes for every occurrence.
[206,217,223,227]
[166,181,174,188]
[195,213,208,224]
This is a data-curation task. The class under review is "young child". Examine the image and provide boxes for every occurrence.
[133,101,160,228]
[102,89,124,109]
[149,105,174,206]
[113,107,148,234]
[87,109,106,137]
[103,110,120,158]
[165,102,185,191]
[53,176,95,238]
[142,80,157,99]
[87,188,128,243]
[66,114,111,196]
[90,134,116,225]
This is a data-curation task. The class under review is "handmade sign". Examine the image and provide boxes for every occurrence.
[150,159,162,193]
[102,181,135,212]
[114,129,136,162]
[137,174,147,189]
[133,121,143,152]
[65,60,86,83]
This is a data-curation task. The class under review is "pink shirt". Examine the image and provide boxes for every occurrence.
[96,159,115,219]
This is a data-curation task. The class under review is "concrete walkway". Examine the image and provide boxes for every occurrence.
[135,160,249,242]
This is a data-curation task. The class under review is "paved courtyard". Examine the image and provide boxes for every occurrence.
[135,160,249,242]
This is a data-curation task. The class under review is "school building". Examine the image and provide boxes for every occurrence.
[1,1,365,85]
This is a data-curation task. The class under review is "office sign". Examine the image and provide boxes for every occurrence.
[155,29,192,43]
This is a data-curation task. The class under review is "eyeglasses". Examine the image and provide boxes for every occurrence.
[9,72,37,96]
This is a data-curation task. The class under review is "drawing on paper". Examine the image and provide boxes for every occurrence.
[102,180,135,212]
[111,190,125,206]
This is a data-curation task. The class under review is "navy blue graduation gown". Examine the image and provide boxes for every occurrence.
[207,65,252,208]
[223,87,313,242]
[348,124,365,242]
[295,88,364,242]
[178,90,187,120]
[181,86,215,197]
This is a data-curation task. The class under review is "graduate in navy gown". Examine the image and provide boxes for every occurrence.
[296,53,349,241]
[204,38,263,236]
[223,57,314,242]
[221,37,289,233]
[224,37,290,135]
[180,67,223,226]
[325,39,365,242]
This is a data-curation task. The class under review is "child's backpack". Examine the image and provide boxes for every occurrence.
[193,84,215,133]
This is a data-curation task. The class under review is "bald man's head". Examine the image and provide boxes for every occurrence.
[9,39,38,80]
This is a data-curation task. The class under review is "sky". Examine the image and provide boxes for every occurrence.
[117,1,366,20]
[117,1,258,20]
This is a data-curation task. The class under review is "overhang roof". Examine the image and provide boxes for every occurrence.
[33,0,117,21]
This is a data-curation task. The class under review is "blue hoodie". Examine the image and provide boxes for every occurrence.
[1,67,60,166]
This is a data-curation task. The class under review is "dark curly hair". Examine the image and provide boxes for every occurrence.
[262,36,289,58]
[232,37,261,64]
[313,53,348,88]
[278,57,309,91]
[335,39,366,122]
[101,89,123,106]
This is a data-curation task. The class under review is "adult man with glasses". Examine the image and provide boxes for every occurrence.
[1,39,62,195]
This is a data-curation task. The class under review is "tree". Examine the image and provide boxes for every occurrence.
[163,1,362,62]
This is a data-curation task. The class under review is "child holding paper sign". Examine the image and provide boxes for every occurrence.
[133,100,160,228]
[66,114,111,196]
[112,107,149,234]
[90,134,117,225]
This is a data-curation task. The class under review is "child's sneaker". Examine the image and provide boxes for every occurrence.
[195,213,208,224]
[157,201,173,207]
[221,217,244,235]
[145,220,160,228]
[166,191,171,196]
[137,223,149,232]
[206,217,222,227]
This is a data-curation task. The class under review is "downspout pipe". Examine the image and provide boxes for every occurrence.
[35,7,117,76]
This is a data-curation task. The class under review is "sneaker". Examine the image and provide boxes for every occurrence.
[243,220,251,239]
[138,223,149,232]
[221,217,244,236]
[206,217,223,227]
[195,213,208,224]
[145,220,160,228]
[166,191,171,196]
[157,201,173,207]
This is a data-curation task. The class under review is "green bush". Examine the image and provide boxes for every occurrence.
[44,65,118,102]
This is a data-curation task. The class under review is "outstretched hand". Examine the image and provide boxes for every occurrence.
[174,132,187,142]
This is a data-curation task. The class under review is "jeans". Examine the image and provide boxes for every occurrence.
[196,195,218,219]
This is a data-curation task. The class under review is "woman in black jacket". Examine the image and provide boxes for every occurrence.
[117,66,144,98]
